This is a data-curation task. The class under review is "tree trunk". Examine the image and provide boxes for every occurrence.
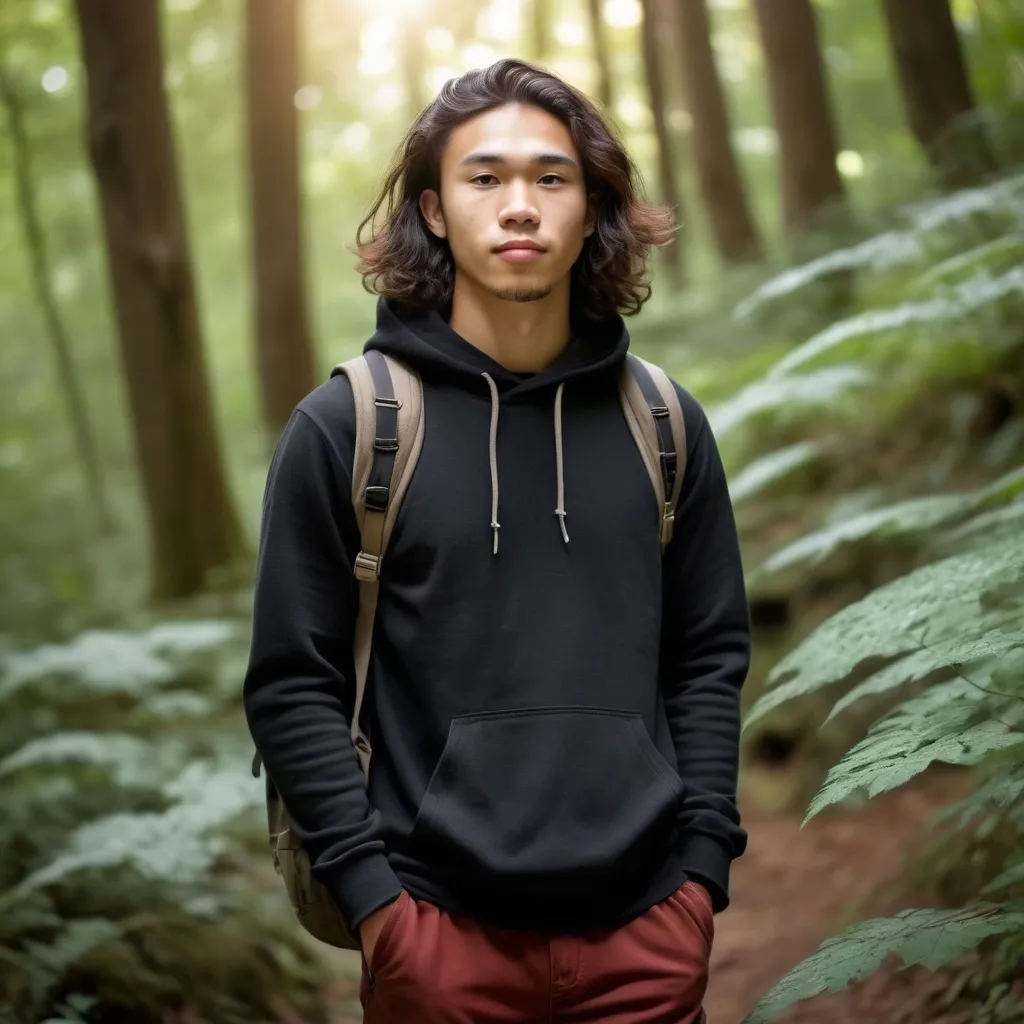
[676,0,762,263]
[751,0,846,235]
[73,0,246,601]
[244,0,318,437]
[400,15,429,122]
[0,69,114,536]
[879,0,997,189]
[586,0,614,110]
[639,0,684,286]
[531,0,553,63]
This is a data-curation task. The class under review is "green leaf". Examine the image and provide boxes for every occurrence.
[729,442,820,505]
[804,678,1024,823]
[745,534,1024,730]
[753,465,1024,585]
[741,902,1024,1024]
[751,493,968,582]
[824,626,1024,723]
[983,854,1024,894]
[932,763,1024,829]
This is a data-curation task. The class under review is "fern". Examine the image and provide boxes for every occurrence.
[745,533,1024,728]
[741,902,1024,1024]
[0,732,182,788]
[8,759,260,897]
[805,668,1024,823]
[708,364,871,438]
[728,442,821,504]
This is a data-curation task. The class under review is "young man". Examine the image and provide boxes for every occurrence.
[244,59,750,1023]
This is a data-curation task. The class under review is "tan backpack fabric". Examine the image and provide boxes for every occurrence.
[253,350,686,950]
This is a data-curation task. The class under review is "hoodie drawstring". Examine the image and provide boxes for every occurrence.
[480,373,570,555]
[553,382,569,544]
[482,373,502,554]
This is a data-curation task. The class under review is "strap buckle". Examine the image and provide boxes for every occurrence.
[354,551,380,581]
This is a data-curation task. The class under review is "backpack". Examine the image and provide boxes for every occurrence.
[251,349,687,950]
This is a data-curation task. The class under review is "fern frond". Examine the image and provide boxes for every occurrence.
[740,901,1024,1024]
[932,763,1024,829]
[754,467,1024,585]
[983,853,1024,895]
[0,732,181,788]
[8,760,260,897]
[729,442,820,504]
[745,534,1024,730]
[824,626,1024,724]
[914,234,1024,290]
[769,264,1024,378]
[707,365,871,438]
[732,230,925,320]
[804,674,1024,823]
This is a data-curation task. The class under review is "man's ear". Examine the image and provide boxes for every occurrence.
[419,189,447,239]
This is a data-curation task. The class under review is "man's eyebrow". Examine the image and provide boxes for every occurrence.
[459,151,578,167]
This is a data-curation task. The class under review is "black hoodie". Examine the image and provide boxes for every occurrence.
[243,298,750,935]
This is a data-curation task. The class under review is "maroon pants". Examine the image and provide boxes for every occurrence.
[359,881,712,1023]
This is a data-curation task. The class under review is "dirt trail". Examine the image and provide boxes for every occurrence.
[323,768,1003,1023]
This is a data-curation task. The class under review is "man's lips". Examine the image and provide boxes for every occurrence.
[495,240,546,262]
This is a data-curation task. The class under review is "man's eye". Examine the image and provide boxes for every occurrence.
[539,174,563,185]
[472,174,498,186]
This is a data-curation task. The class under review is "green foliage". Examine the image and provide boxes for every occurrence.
[742,903,1024,1024]
[0,619,325,1024]
[738,171,1024,1022]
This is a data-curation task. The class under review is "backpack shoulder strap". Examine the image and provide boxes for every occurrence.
[330,350,424,775]
[619,354,687,551]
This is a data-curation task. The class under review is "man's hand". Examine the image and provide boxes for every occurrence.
[359,896,401,965]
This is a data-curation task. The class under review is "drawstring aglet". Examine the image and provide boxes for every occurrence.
[555,509,569,544]
[491,521,500,555]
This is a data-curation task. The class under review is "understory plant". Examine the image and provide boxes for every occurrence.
[0,620,327,1024]
[733,170,1024,1022]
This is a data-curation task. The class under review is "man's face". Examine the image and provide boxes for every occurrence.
[419,103,593,304]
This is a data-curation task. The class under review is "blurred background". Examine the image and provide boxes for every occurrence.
[1,1,1023,1022]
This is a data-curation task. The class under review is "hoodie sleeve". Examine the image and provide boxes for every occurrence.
[661,382,751,914]
[242,379,404,933]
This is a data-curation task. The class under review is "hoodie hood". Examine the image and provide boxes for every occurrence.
[364,298,630,397]
[363,298,632,553]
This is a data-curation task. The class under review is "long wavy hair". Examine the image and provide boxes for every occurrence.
[354,59,677,320]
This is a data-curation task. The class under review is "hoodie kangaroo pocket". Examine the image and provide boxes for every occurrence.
[410,706,683,886]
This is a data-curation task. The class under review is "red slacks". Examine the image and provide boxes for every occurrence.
[359,881,712,1023]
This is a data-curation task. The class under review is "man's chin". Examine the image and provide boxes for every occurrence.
[489,286,553,303]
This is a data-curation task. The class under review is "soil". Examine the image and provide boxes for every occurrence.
[320,766,1020,1024]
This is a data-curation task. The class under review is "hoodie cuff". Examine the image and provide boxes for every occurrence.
[677,833,733,914]
[321,853,405,934]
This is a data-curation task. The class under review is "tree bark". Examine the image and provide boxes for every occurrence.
[531,0,553,63]
[639,0,684,285]
[244,0,318,436]
[586,0,614,110]
[751,0,846,235]
[879,0,997,189]
[676,0,762,263]
[0,69,113,535]
[73,0,246,601]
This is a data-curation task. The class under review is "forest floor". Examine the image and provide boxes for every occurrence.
[311,765,1024,1024]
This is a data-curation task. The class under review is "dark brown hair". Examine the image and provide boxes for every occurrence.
[354,58,676,319]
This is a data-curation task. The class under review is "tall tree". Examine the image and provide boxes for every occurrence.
[751,0,846,235]
[531,0,553,64]
[675,0,762,263]
[585,0,614,109]
[73,0,246,601]
[244,0,318,436]
[879,0,997,189]
[638,0,684,285]
[0,68,112,535]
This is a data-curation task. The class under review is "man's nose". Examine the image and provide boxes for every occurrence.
[499,182,540,226]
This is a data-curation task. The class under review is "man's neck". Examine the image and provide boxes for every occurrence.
[448,274,572,374]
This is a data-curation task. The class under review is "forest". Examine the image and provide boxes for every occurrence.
[0,0,1023,1022]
